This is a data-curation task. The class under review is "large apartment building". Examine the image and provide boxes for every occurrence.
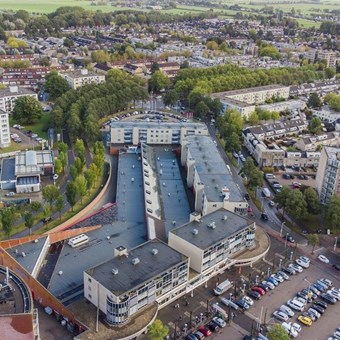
[315,146,340,204]
[84,240,189,325]
[168,209,256,275]
[0,109,10,148]
[211,84,290,118]
[0,86,38,113]
[61,69,105,89]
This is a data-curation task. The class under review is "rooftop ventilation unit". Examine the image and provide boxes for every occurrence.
[132,257,140,265]
[223,215,228,221]
[22,252,26,257]
[192,229,198,235]
[151,248,158,255]
[112,268,119,275]
[208,222,216,229]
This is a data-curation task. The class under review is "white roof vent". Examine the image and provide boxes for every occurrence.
[132,257,140,265]
[223,215,228,221]
[58,270,63,275]
[192,229,199,235]
[112,268,119,275]
[34,239,39,243]
[208,222,216,229]
[151,248,158,255]
[22,252,26,257]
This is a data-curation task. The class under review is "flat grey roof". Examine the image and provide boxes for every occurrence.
[186,135,243,202]
[210,95,254,107]
[15,150,54,176]
[48,220,148,298]
[170,209,252,250]
[86,239,187,295]
[0,158,15,182]
[211,84,288,97]
[0,87,36,98]
[153,147,190,234]
[116,153,145,224]
[7,236,48,274]
[111,121,207,131]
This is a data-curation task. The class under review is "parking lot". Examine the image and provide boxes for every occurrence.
[155,233,340,340]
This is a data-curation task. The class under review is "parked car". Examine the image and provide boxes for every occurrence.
[271,273,284,283]
[281,322,299,338]
[296,258,309,268]
[261,213,269,221]
[277,271,289,280]
[283,266,296,275]
[311,304,325,314]
[262,281,275,290]
[319,278,332,287]
[279,305,294,317]
[320,293,337,304]
[206,322,219,332]
[244,193,250,200]
[307,307,321,319]
[273,310,289,322]
[268,200,275,207]
[314,300,327,309]
[333,264,340,271]
[327,289,340,301]
[53,174,59,180]
[251,286,265,296]
[309,285,321,295]
[212,317,226,328]
[5,192,15,197]
[235,299,250,310]
[198,327,211,337]
[302,311,316,321]
[285,322,302,333]
[298,315,313,326]
[257,283,270,292]
[186,334,198,340]
[193,331,205,340]
[289,263,303,273]
[242,296,254,306]
[267,277,278,286]
[247,291,261,300]
[318,255,330,263]
[299,256,310,264]
[313,283,326,292]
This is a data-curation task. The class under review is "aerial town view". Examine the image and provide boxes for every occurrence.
[0,0,340,340]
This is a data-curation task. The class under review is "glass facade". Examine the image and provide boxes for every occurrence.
[106,296,130,324]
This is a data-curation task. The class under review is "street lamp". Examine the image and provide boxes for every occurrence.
[290,251,293,261]
[334,237,338,251]
[267,267,270,277]
[280,221,286,238]
[304,278,312,296]
[279,258,282,270]
[285,233,289,248]
[255,275,259,285]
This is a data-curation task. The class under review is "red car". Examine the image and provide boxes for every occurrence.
[252,286,265,296]
[198,326,212,336]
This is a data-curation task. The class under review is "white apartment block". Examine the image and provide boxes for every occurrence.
[315,146,340,204]
[0,86,38,113]
[211,84,290,118]
[0,110,10,148]
[168,208,256,275]
[84,240,189,325]
[61,69,105,89]
[110,121,208,149]
[181,135,248,216]
[295,132,340,152]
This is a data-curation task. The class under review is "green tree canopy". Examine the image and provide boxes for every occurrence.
[325,195,340,231]
[75,175,87,204]
[324,93,340,112]
[149,70,170,93]
[13,96,42,124]
[42,184,60,208]
[66,181,78,211]
[0,207,20,237]
[45,70,70,99]
[307,233,319,254]
[307,92,322,108]
[23,211,34,235]
[267,324,290,340]
[147,319,169,340]
[303,187,321,214]
[308,117,323,135]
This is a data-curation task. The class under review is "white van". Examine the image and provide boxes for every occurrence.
[287,299,305,312]
[265,173,275,179]
[213,279,233,296]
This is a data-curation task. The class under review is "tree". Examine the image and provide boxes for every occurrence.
[259,45,281,60]
[30,201,41,213]
[248,111,259,125]
[66,181,78,211]
[285,189,307,220]
[267,324,290,340]
[307,234,319,254]
[42,184,60,208]
[325,67,336,79]
[325,195,340,231]
[324,93,340,112]
[39,56,50,66]
[304,187,320,214]
[74,157,85,175]
[45,71,70,100]
[70,165,78,181]
[150,62,160,74]
[75,139,86,164]
[195,101,210,118]
[274,186,292,219]
[23,211,34,235]
[241,157,263,188]
[7,37,27,48]
[75,175,87,204]
[13,96,42,124]
[0,207,19,237]
[56,195,65,220]
[163,89,178,107]
[84,168,96,190]
[147,319,169,340]
[42,205,51,218]
[307,92,322,108]
[308,117,322,135]
[149,70,170,93]
[54,158,63,175]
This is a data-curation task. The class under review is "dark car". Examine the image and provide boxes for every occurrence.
[321,293,337,305]
[243,336,255,340]
[42,216,52,223]
[312,304,325,314]
[258,283,270,292]
[261,213,269,221]
[297,291,312,303]
[333,264,340,271]
[314,300,327,309]
[244,193,250,200]
[235,299,250,310]
[247,290,261,300]
[206,322,219,332]
[186,334,197,340]
[283,173,291,179]
[282,266,296,275]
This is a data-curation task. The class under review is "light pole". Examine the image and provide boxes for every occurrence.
[304,278,312,296]
[280,221,286,238]
[255,275,259,285]
[267,267,270,277]
[279,258,282,270]
[334,237,338,251]
[285,233,289,248]
[290,251,293,261]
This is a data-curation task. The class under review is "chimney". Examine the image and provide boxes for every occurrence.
[114,246,127,257]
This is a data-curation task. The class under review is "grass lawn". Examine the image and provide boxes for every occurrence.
[296,18,321,29]
[9,112,51,140]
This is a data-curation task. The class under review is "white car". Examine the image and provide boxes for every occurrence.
[271,274,284,283]
[53,174,59,180]
[285,322,301,333]
[296,258,309,268]
[212,317,226,328]
[281,322,299,338]
[295,296,307,306]
[279,305,294,317]
[320,278,333,287]
[232,151,239,158]
[289,263,303,273]
[242,296,254,306]
[5,192,15,197]
[318,255,330,263]
[327,289,340,301]
[334,332,340,340]
[308,307,321,319]
[273,310,289,322]
[299,256,310,264]
[262,281,275,290]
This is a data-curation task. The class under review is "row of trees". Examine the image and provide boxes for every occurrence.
[324,93,340,112]
[174,64,326,103]
[50,69,148,145]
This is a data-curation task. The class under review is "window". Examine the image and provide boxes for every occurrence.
[88,277,92,283]
[88,285,92,291]
[88,293,92,299]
